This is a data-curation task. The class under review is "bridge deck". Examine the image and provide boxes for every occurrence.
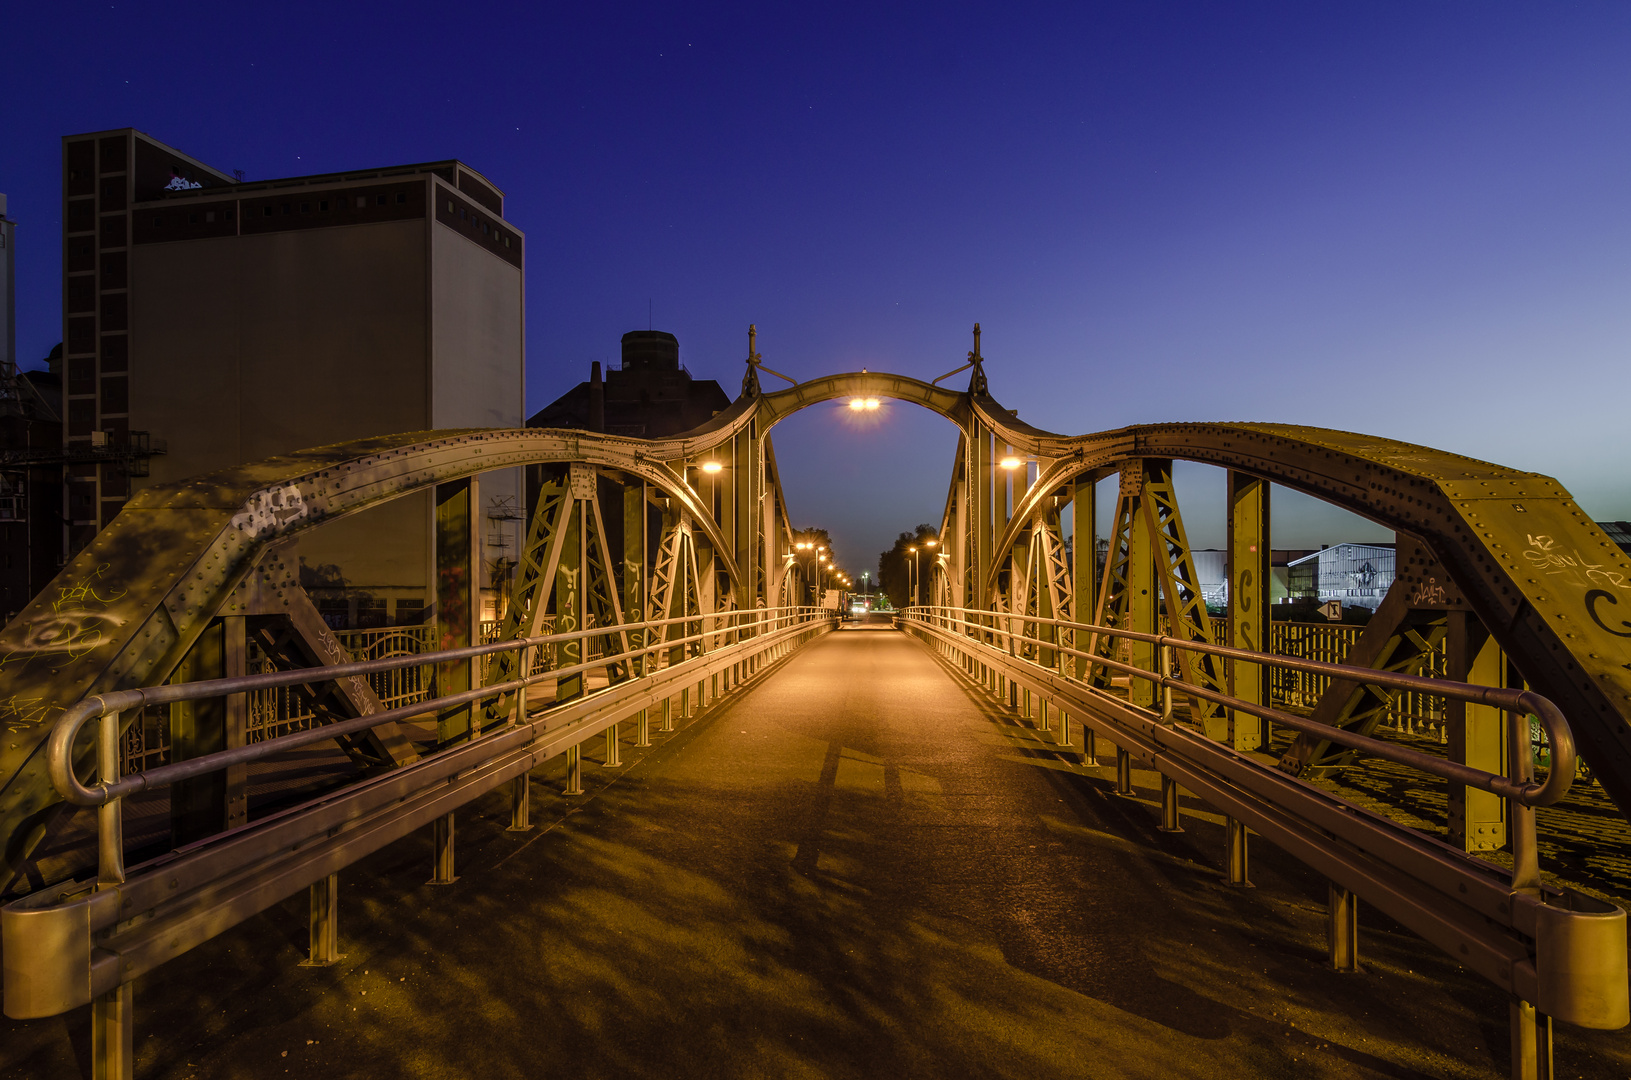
[4,625,1628,1078]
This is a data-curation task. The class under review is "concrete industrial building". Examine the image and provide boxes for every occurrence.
[60,129,526,626]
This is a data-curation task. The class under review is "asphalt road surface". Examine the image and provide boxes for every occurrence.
[4,624,1629,1078]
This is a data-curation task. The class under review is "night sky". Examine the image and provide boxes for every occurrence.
[5,3,1629,578]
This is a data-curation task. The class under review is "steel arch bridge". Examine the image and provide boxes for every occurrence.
[1,327,1629,1076]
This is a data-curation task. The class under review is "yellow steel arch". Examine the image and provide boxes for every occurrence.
[983,420,1631,816]
[4,361,1631,880]
[0,427,743,876]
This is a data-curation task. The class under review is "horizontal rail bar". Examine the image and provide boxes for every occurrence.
[5,615,839,1020]
[899,606,1574,807]
[47,608,830,807]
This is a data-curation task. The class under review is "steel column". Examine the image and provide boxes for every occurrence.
[1447,613,1508,852]
[1227,471,1270,751]
[435,477,480,742]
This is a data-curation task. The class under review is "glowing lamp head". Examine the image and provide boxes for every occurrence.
[925,539,938,547]
[864,398,880,410]
[848,398,865,411]
[999,457,1022,470]
[701,460,723,474]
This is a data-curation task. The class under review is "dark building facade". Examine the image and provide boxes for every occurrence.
[57,128,526,627]
[529,331,730,437]
[0,356,64,623]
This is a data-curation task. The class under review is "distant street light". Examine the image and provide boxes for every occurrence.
[701,460,723,474]
[999,457,1022,470]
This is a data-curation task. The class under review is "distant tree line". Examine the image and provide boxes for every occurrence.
[876,524,939,608]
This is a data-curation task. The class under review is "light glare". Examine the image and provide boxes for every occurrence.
[701,460,723,473]
[999,457,1022,470]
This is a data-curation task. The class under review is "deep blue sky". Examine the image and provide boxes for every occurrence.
[6,3,1629,577]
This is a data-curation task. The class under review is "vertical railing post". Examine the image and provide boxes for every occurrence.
[508,775,532,832]
[564,744,584,796]
[1509,997,1554,1080]
[1509,708,1541,895]
[97,709,125,888]
[1328,882,1359,971]
[91,708,133,1080]
[1159,643,1174,723]
[300,873,343,967]
[1227,817,1252,887]
[90,981,134,1080]
[1159,774,1183,833]
[429,814,458,884]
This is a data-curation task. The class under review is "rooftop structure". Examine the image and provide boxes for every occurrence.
[529,331,730,438]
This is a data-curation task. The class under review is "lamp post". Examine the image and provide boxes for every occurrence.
[907,546,917,608]
[907,537,939,607]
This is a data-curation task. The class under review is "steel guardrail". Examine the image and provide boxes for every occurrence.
[4,607,835,1020]
[895,605,1628,1036]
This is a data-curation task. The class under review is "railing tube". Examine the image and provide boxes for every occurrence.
[96,709,124,888]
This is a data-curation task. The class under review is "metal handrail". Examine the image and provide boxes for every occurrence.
[47,607,829,814]
[899,605,1575,809]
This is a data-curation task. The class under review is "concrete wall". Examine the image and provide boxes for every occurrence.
[127,196,525,624]
[130,218,433,605]
[130,218,430,481]
[430,199,525,617]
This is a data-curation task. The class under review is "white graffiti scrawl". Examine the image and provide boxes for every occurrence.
[231,484,310,538]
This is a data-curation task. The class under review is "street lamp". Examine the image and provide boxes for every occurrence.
[907,546,917,608]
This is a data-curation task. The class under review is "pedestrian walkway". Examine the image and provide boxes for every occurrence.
[4,627,1628,1079]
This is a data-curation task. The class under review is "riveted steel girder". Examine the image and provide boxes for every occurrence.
[0,428,744,880]
[984,422,1631,818]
